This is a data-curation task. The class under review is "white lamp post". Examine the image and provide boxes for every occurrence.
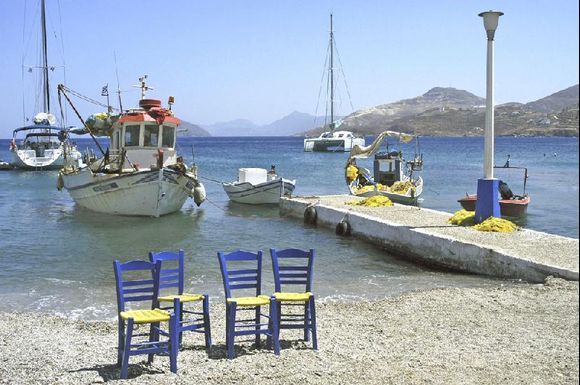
[475,10,503,223]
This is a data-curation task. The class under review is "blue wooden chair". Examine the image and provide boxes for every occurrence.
[148,249,211,351]
[217,250,280,359]
[113,260,178,379]
[269,248,318,350]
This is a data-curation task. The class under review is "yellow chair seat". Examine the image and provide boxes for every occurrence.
[227,295,270,307]
[158,293,204,303]
[274,292,312,302]
[120,309,170,324]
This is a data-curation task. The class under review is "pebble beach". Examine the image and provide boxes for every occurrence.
[0,276,577,385]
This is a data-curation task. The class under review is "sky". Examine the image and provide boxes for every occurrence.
[0,0,578,138]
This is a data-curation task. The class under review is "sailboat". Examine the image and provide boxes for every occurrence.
[303,14,365,152]
[9,0,81,170]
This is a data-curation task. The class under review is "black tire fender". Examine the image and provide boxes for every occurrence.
[335,220,351,236]
[304,206,317,225]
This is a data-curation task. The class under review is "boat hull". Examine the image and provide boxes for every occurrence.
[458,194,530,218]
[61,167,196,217]
[353,177,423,205]
[304,137,365,152]
[223,178,296,204]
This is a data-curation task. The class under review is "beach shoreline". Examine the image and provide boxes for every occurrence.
[0,276,577,384]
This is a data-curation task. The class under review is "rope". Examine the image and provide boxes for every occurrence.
[59,85,119,111]
[199,175,224,184]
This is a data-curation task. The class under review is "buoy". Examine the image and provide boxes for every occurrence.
[335,220,351,236]
[193,182,206,206]
[304,206,317,225]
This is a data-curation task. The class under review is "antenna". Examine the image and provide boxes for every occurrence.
[114,51,123,111]
[133,75,154,99]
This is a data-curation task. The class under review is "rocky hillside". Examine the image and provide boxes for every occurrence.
[304,85,579,137]
[525,84,579,113]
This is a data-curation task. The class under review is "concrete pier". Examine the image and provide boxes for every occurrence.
[281,195,579,283]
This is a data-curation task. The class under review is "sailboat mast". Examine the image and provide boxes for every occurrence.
[329,13,334,128]
[40,0,50,113]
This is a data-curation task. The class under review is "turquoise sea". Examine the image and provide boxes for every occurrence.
[0,136,578,320]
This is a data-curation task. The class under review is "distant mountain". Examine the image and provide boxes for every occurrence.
[525,84,579,113]
[177,120,211,137]
[201,119,259,136]
[201,112,324,136]
[303,85,579,137]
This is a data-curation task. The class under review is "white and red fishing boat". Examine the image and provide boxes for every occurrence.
[57,77,205,217]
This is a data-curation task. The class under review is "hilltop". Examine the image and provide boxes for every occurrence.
[306,85,579,137]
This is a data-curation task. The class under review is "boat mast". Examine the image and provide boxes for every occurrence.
[40,0,50,114]
[329,13,334,130]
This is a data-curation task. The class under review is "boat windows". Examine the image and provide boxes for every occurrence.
[162,125,175,148]
[144,125,159,147]
[124,125,140,146]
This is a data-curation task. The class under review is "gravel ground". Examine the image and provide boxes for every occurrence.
[0,277,577,385]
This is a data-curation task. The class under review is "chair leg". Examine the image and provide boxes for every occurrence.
[117,319,124,367]
[120,318,134,379]
[303,302,310,342]
[277,302,282,342]
[270,299,280,356]
[227,303,237,359]
[148,322,159,364]
[203,294,212,351]
[254,306,261,348]
[173,298,183,346]
[169,314,178,374]
[310,296,318,351]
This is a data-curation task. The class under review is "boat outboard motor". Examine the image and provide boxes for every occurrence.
[498,180,514,200]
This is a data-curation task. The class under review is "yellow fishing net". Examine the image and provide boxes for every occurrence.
[355,184,389,194]
[473,217,518,232]
[390,181,416,195]
[448,209,476,226]
[448,210,518,232]
[346,195,394,207]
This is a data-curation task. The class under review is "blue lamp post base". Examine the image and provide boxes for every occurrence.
[474,178,500,223]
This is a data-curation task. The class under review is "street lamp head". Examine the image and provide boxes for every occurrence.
[479,10,504,40]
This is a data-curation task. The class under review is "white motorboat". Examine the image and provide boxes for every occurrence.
[223,167,296,204]
[303,14,365,152]
[345,131,424,205]
[57,77,206,217]
[10,0,81,170]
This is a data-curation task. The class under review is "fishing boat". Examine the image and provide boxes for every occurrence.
[56,77,206,217]
[345,131,423,205]
[458,159,530,218]
[223,166,296,204]
[10,0,80,170]
[303,14,365,152]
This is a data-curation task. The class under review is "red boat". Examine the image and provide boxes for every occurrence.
[458,194,530,218]
[458,162,530,218]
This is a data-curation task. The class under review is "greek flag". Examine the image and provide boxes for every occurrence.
[101,85,109,96]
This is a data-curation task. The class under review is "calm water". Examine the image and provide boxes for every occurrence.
[0,136,577,320]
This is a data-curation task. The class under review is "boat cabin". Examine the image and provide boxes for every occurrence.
[109,99,180,171]
[373,151,404,187]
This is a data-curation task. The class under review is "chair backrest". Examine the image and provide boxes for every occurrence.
[113,259,162,313]
[269,248,315,293]
[148,249,185,296]
[217,250,263,299]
